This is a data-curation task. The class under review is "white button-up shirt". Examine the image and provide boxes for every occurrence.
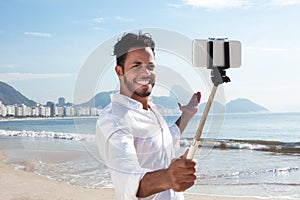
[96,93,184,200]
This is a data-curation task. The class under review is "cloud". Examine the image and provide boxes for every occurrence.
[24,31,52,38]
[113,16,134,22]
[0,73,72,82]
[91,16,133,31]
[92,26,107,31]
[92,16,134,24]
[167,3,185,8]
[93,17,104,23]
[0,64,16,69]
[177,0,300,9]
[181,0,252,9]
[267,0,300,6]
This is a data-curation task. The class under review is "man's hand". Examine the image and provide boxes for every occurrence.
[178,91,201,119]
[176,92,201,133]
[166,149,197,192]
[137,150,197,198]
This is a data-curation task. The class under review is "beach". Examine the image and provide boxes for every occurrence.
[0,114,299,199]
[0,151,292,200]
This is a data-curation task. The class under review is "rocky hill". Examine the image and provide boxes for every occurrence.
[0,81,36,106]
[226,98,268,113]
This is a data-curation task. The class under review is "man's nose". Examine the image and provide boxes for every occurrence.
[140,66,151,76]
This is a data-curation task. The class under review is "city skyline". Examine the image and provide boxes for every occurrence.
[1,1,300,112]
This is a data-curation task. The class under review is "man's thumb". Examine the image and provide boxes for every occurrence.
[181,149,189,159]
[177,102,182,111]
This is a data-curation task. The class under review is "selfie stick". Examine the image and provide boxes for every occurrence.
[186,40,231,160]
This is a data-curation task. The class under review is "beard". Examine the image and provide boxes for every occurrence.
[123,75,155,98]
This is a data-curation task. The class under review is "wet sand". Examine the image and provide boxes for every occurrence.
[0,151,290,200]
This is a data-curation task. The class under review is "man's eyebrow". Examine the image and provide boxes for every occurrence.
[131,61,154,65]
[132,61,142,65]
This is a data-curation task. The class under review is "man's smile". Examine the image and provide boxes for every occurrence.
[134,78,153,86]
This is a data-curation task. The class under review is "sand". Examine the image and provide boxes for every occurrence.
[0,151,290,200]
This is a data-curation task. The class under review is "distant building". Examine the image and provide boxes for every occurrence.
[15,105,24,117]
[6,105,15,116]
[0,101,7,117]
[31,106,39,117]
[0,100,2,116]
[56,106,64,117]
[90,107,98,116]
[39,106,46,117]
[46,101,56,117]
[65,106,74,117]
[65,102,73,107]
[0,98,102,118]
[58,97,65,107]
[1,106,7,117]
[45,107,51,117]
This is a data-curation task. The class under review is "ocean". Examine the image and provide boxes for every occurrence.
[0,112,299,199]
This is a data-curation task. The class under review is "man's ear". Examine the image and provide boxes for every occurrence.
[115,65,123,78]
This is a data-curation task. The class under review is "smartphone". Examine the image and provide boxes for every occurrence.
[192,38,241,68]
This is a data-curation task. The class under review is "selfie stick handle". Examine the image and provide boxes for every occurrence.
[186,85,218,160]
[187,66,230,160]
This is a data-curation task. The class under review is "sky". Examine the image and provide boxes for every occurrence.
[1,0,300,112]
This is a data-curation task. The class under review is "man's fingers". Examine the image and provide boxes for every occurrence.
[172,179,196,192]
[196,91,201,103]
[178,102,182,111]
[176,159,196,169]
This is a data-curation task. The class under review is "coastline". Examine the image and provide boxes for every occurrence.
[0,151,291,200]
[0,115,98,122]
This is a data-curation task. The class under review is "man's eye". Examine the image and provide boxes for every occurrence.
[133,65,142,69]
[147,65,155,71]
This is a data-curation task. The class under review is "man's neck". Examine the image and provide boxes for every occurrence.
[133,96,149,110]
[119,90,149,110]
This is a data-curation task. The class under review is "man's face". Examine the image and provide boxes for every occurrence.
[121,47,156,98]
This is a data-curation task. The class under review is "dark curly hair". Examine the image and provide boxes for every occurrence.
[113,31,155,69]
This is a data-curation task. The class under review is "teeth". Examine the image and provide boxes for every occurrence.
[136,80,150,85]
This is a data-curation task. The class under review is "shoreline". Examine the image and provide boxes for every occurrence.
[0,115,98,122]
[0,151,292,200]
[0,150,114,200]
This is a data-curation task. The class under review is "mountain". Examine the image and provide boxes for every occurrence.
[226,98,268,113]
[79,92,180,109]
[77,91,114,108]
[199,101,226,113]
[152,95,178,109]
[86,91,268,113]
[0,82,269,113]
[0,81,36,106]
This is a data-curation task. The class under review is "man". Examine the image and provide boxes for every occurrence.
[96,32,201,199]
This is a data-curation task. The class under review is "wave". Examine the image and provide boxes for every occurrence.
[180,138,300,154]
[0,129,93,141]
[196,166,299,184]
[1,129,300,154]
[196,181,300,187]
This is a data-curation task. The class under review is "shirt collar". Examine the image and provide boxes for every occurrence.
[111,93,154,110]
